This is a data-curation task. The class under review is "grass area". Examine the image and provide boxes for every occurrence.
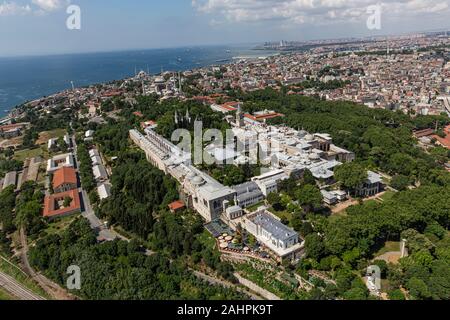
[374,241,401,257]
[13,147,46,162]
[269,209,293,223]
[364,199,379,206]
[380,191,396,201]
[36,129,67,145]
[0,287,14,300]
[0,256,50,299]
[44,215,77,236]
[246,201,265,212]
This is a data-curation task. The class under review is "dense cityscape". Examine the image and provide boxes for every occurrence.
[0,6,449,309]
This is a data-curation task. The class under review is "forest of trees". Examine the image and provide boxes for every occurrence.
[29,218,246,300]
[232,88,450,299]
[97,152,178,239]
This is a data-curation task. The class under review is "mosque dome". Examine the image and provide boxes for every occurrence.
[192,176,205,185]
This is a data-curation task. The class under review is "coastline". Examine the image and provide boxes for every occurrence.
[0,45,279,114]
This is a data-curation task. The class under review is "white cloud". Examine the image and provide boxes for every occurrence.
[192,0,450,25]
[32,0,69,12]
[0,1,31,16]
[0,0,69,16]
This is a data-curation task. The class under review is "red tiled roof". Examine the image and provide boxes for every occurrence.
[414,128,435,138]
[168,200,185,211]
[52,167,77,189]
[221,101,239,111]
[432,125,450,150]
[244,112,284,121]
[43,189,81,218]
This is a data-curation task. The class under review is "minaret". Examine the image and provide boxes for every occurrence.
[174,111,179,125]
[185,109,191,124]
[179,72,182,94]
[236,102,244,127]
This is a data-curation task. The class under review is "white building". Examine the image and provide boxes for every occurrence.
[93,165,108,182]
[251,169,288,196]
[97,183,111,200]
[243,210,304,262]
[130,129,236,222]
[2,171,17,191]
[47,153,74,173]
[47,138,58,150]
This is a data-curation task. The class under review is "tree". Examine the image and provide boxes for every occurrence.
[343,287,368,300]
[295,184,323,212]
[63,196,72,208]
[388,289,405,300]
[334,162,367,193]
[302,169,316,186]
[267,192,283,211]
[305,233,325,260]
[407,277,431,300]
[390,175,411,191]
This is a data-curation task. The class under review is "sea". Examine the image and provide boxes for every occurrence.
[0,45,276,115]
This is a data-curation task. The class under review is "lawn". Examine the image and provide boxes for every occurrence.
[13,147,46,162]
[374,241,401,257]
[0,288,13,300]
[44,215,77,236]
[36,129,67,145]
[246,201,266,212]
[380,191,396,201]
[269,209,293,223]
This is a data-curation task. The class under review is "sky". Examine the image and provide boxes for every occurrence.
[0,0,449,57]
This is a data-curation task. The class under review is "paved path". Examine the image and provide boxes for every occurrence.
[73,134,122,242]
[0,271,44,300]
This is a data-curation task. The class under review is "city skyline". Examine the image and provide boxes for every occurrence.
[0,0,449,56]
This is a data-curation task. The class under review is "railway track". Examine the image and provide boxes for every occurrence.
[0,271,44,300]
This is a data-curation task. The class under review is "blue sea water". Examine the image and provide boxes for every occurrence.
[0,45,272,115]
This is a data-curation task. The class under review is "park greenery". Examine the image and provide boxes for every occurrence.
[29,218,246,300]
[4,84,449,300]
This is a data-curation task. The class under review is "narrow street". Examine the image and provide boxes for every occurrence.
[71,135,122,242]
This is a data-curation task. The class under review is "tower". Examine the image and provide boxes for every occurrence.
[236,102,244,128]
[185,109,191,124]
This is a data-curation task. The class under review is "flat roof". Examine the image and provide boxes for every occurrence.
[249,211,298,242]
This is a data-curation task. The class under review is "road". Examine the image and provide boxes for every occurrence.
[72,134,122,242]
[0,271,44,300]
